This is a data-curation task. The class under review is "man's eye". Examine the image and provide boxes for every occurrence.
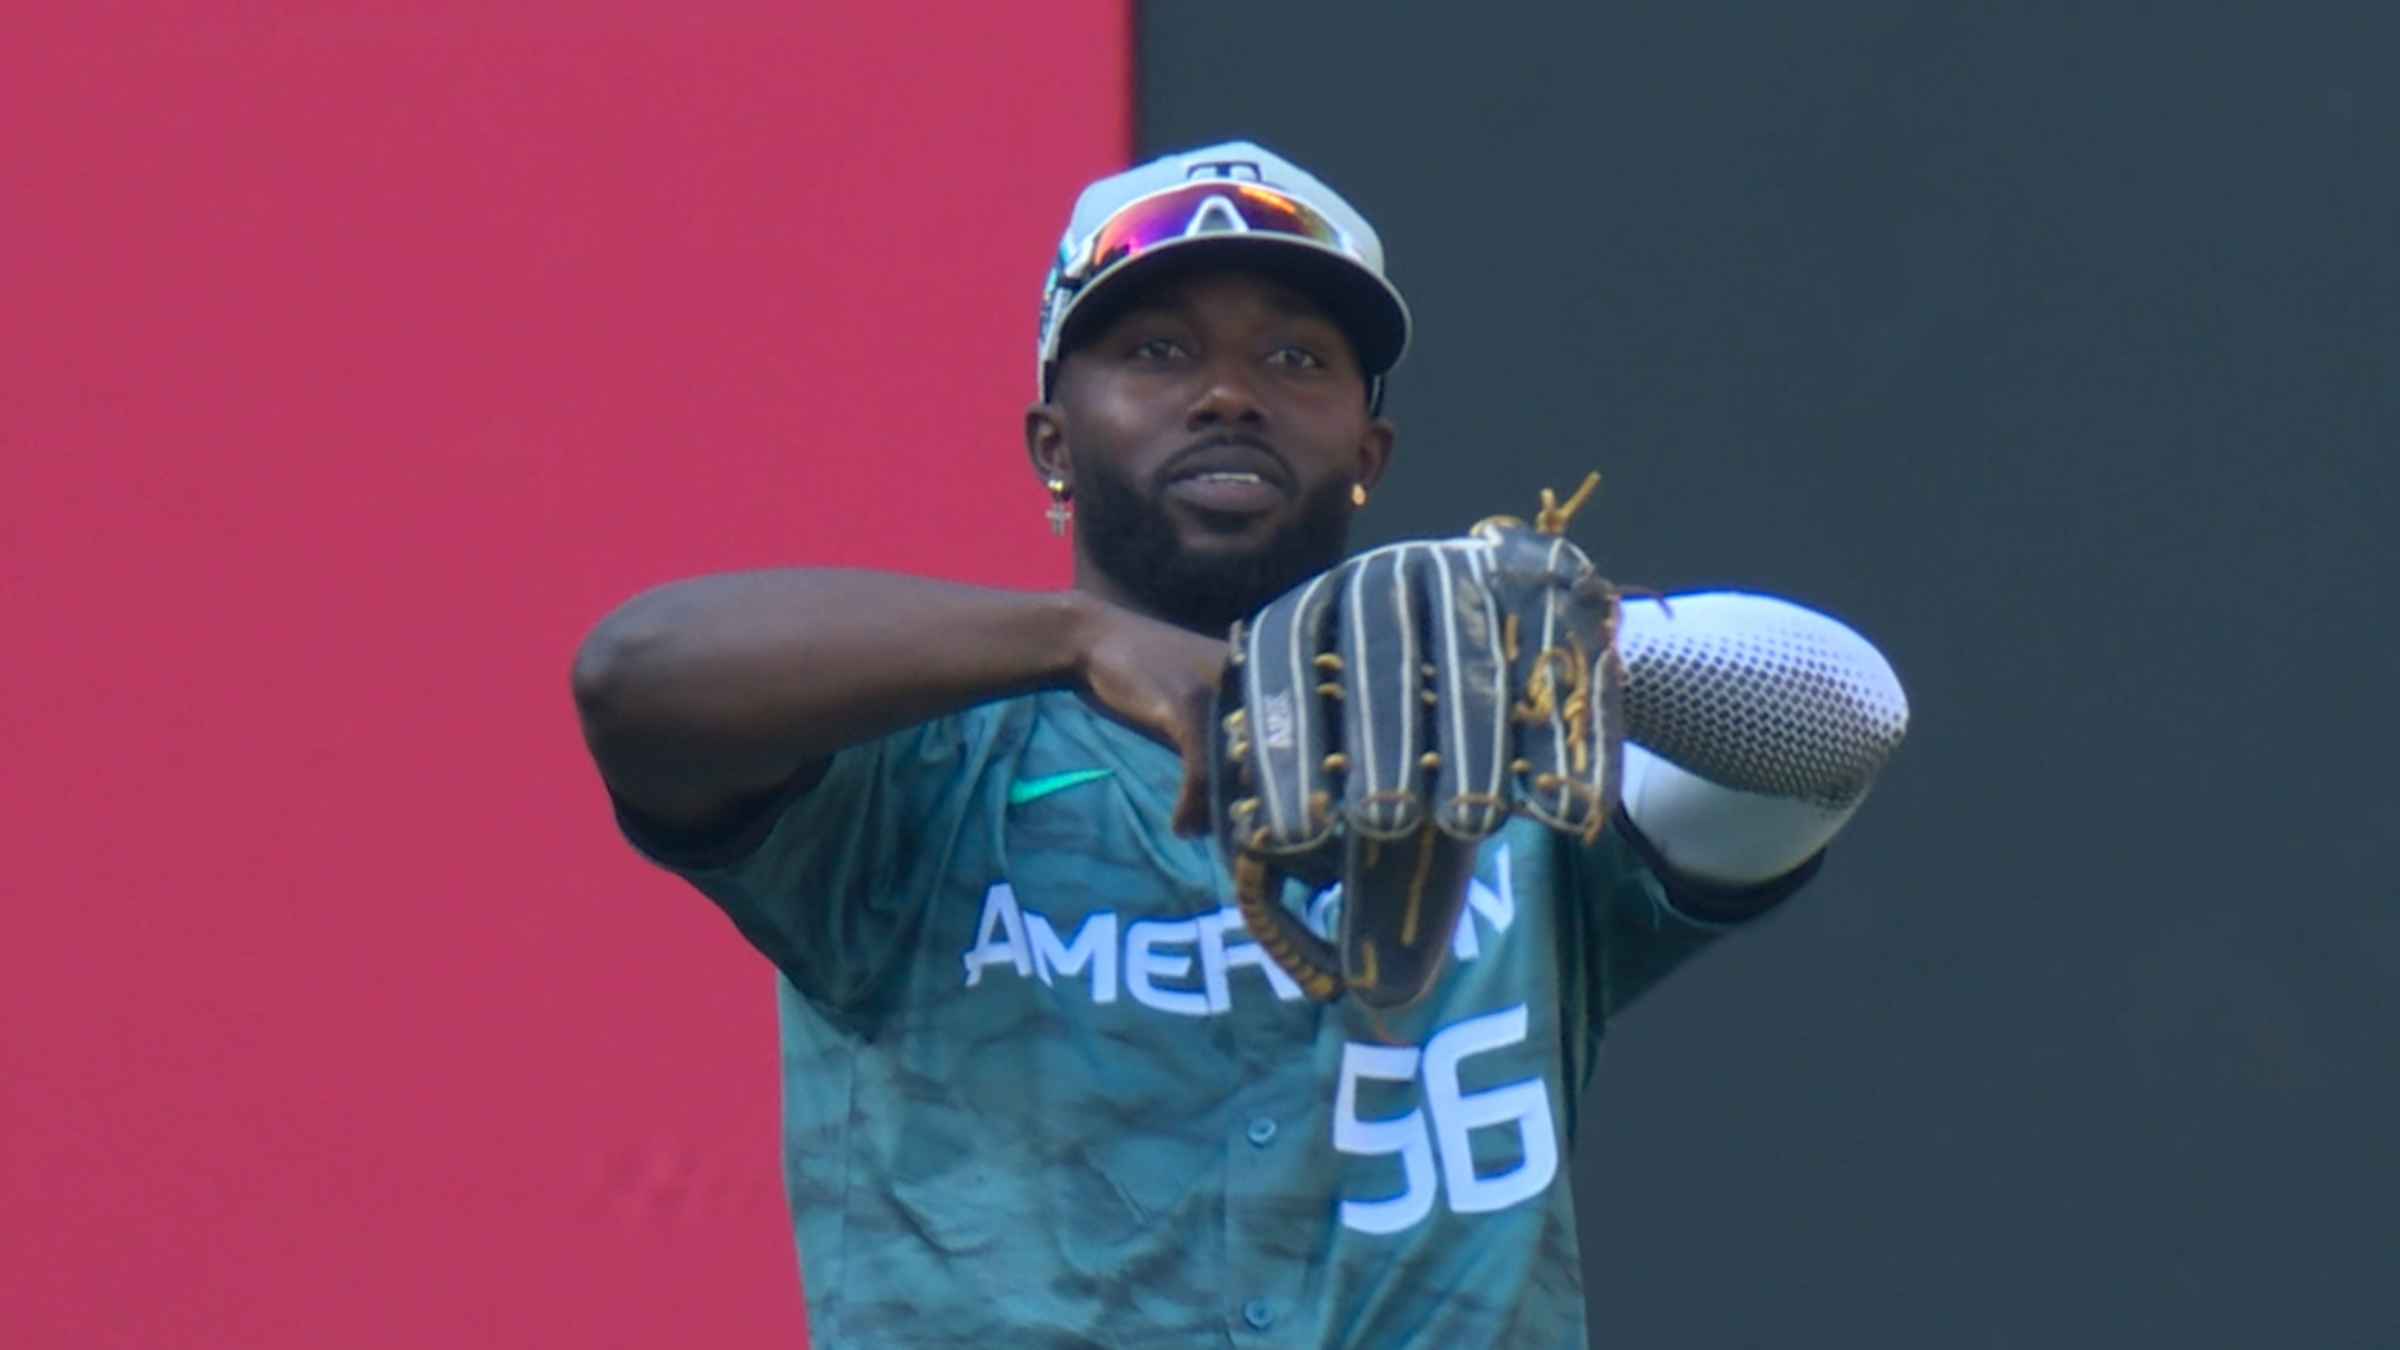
[1268,346,1325,370]
[1131,337,1188,361]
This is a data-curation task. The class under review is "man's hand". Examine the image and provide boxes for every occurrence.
[1071,600,1231,838]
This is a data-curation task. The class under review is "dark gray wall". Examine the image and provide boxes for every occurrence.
[1140,5,2396,1346]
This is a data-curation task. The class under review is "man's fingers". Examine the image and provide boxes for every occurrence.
[1170,686,1214,836]
[1171,747,1210,836]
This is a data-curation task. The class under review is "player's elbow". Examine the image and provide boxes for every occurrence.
[570,592,679,741]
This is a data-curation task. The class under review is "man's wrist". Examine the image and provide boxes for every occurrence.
[1050,588,1110,692]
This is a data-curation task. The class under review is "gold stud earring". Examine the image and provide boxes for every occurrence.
[1350,483,1369,508]
[1046,478,1073,536]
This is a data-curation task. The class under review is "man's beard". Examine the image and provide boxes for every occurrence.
[1075,459,1353,635]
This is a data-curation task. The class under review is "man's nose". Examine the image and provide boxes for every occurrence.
[1186,359,1267,428]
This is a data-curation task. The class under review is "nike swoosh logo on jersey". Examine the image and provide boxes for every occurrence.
[1006,768,1114,806]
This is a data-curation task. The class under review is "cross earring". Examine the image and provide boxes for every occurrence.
[1046,478,1073,536]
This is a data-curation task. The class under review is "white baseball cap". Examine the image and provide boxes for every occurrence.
[1035,141,1412,405]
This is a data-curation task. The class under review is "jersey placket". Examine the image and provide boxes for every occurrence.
[1214,875,1335,1343]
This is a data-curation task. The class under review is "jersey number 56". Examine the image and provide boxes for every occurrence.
[1332,1003,1560,1236]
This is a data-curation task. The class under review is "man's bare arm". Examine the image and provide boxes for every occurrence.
[570,570,1227,836]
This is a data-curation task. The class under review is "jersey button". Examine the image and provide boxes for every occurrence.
[1242,1298,1274,1330]
[1245,1116,1278,1147]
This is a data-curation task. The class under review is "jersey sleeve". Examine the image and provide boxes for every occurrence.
[612,704,1011,1009]
[1572,808,1824,1022]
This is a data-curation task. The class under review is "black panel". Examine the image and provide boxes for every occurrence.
[1141,5,2397,1346]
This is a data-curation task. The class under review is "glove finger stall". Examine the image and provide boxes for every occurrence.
[1488,530,1620,837]
[1231,567,1343,854]
[1420,543,1511,839]
[1335,543,1432,841]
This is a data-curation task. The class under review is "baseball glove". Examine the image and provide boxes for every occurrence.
[1209,474,1625,1011]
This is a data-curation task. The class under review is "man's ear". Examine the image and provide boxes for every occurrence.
[1025,402,1071,491]
[1354,415,1397,495]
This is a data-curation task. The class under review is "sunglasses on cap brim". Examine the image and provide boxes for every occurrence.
[1058,180,1358,295]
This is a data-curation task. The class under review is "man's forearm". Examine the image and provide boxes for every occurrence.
[571,570,1094,830]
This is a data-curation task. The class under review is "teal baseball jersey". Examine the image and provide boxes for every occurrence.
[623,690,1806,1347]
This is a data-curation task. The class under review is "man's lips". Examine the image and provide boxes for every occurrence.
[1157,437,1291,520]
[1164,473,1283,517]
[1160,436,1292,495]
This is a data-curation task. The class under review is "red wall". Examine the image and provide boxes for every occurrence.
[1,5,1125,1345]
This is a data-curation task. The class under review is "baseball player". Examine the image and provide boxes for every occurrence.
[573,142,1908,1347]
